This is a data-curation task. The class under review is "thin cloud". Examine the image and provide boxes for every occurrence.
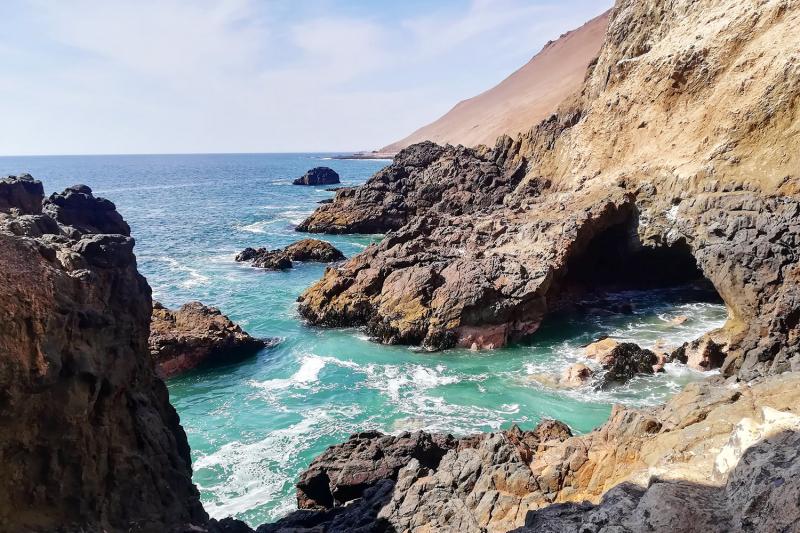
[0,0,611,155]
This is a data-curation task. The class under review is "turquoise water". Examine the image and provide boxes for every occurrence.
[0,154,727,526]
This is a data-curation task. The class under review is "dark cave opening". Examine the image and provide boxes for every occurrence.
[552,212,723,310]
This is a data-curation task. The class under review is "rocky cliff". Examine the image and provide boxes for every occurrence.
[297,0,800,382]
[0,176,207,531]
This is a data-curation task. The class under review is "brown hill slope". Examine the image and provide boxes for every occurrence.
[381,11,609,152]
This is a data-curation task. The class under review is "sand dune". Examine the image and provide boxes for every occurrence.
[382,11,609,152]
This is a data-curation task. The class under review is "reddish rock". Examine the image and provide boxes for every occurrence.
[149,301,269,378]
[561,363,594,387]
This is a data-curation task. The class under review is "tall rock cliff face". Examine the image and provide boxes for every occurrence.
[0,176,207,531]
[297,0,800,381]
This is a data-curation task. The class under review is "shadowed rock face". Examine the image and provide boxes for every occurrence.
[149,301,270,378]
[0,175,206,532]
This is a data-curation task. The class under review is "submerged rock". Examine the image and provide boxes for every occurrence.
[236,239,344,270]
[149,301,270,378]
[293,167,340,186]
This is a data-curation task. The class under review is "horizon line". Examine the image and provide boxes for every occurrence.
[0,150,387,158]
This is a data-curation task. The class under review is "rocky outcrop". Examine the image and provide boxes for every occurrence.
[296,141,529,234]
[149,301,270,378]
[295,0,800,385]
[599,342,659,388]
[0,175,207,531]
[271,372,800,532]
[236,239,344,270]
[293,167,340,186]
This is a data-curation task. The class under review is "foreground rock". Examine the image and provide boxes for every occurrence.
[236,239,345,270]
[270,372,800,533]
[149,301,270,378]
[0,175,207,531]
[293,167,340,186]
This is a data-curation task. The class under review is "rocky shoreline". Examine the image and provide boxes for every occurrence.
[1,0,799,531]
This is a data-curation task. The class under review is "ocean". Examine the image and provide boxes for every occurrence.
[0,153,727,526]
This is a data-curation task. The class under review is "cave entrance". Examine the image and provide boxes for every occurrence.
[552,211,723,309]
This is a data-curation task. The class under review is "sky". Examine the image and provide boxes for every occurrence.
[0,0,612,155]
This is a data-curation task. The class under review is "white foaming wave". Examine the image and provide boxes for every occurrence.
[251,355,327,392]
[152,255,210,288]
[283,209,313,226]
[238,220,271,234]
[261,204,302,210]
[196,405,362,521]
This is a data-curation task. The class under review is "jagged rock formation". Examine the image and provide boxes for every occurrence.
[382,11,610,151]
[0,175,207,531]
[236,239,345,270]
[297,141,526,234]
[296,0,800,384]
[268,372,800,533]
[149,301,270,378]
[293,167,341,186]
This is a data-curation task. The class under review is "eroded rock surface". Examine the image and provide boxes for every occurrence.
[295,0,800,386]
[149,301,270,378]
[237,239,345,270]
[0,175,207,531]
[269,372,800,533]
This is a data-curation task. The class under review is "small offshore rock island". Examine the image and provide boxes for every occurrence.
[1,1,800,532]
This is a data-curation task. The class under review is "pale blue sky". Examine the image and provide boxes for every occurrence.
[0,0,611,155]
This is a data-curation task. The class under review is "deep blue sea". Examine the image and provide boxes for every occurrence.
[0,153,727,526]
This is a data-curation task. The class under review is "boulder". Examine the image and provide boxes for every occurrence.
[599,343,658,388]
[561,363,594,387]
[584,337,620,366]
[293,167,341,186]
[236,239,344,271]
[149,301,270,377]
[670,335,728,371]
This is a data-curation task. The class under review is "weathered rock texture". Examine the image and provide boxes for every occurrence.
[0,175,207,531]
[269,372,800,533]
[237,239,345,270]
[297,0,800,383]
[149,301,269,378]
[293,167,341,186]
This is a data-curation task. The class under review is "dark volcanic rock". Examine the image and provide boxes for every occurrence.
[0,174,44,214]
[44,183,131,236]
[293,167,341,186]
[296,141,527,234]
[599,342,659,388]
[297,430,458,509]
[236,239,345,270]
[149,301,270,378]
[0,181,207,531]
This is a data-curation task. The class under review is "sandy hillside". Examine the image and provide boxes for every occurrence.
[382,11,609,152]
